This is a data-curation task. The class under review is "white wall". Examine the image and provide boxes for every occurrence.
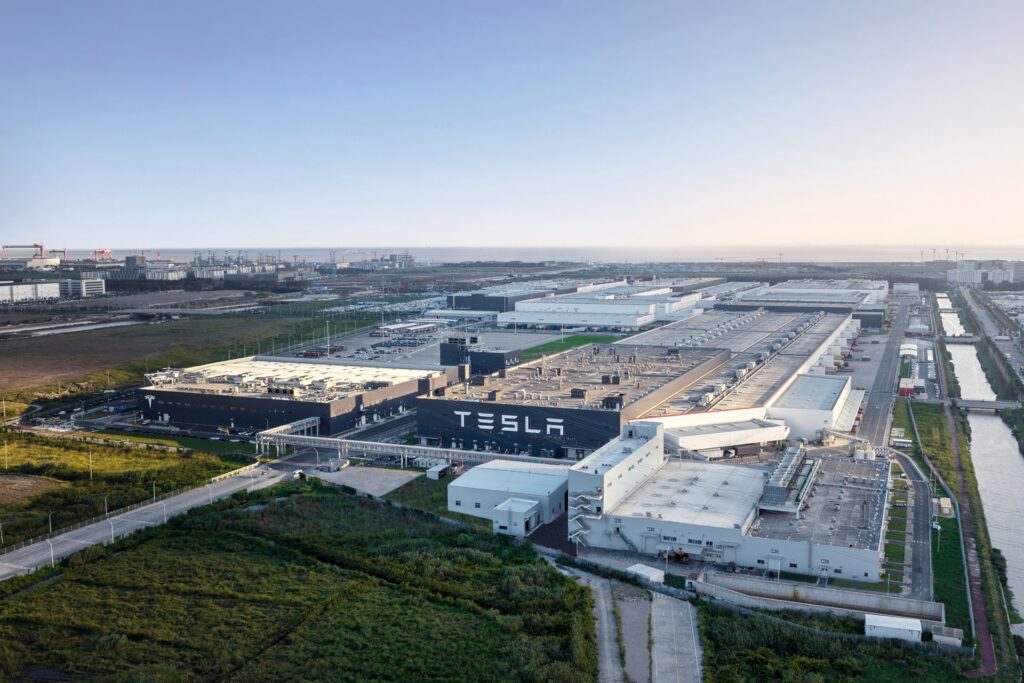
[448,479,566,524]
[586,512,881,580]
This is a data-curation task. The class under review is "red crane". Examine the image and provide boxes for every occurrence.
[1,243,45,258]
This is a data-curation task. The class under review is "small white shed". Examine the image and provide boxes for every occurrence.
[864,613,922,643]
[625,563,665,584]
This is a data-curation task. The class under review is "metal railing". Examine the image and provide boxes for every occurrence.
[0,462,259,557]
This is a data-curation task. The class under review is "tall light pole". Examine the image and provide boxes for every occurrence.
[46,539,55,568]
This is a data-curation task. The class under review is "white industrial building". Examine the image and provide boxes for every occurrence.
[0,280,60,303]
[58,278,106,298]
[568,422,888,581]
[497,286,702,330]
[765,374,861,440]
[447,460,569,536]
[738,279,889,306]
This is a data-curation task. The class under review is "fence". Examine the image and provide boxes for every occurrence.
[0,462,260,557]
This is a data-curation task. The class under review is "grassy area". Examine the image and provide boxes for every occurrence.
[0,431,247,546]
[385,474,491,531]
[887,517,907,533]
[900,358,912,379]
[0,482,597,682]
[519,335,620,362]
[89,429,257,456]
[0,312,386,409]
[884,541,906,565]
[697,600,965,681]
[932,516,971,634]
[913,402,1019,666]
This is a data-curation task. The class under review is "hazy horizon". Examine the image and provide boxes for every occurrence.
[3,1,1022,248]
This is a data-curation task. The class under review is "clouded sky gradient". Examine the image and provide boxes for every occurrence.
[2,1,1022,249]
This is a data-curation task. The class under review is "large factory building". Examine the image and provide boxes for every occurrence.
[138,357,460,434]
[417,344,730,459]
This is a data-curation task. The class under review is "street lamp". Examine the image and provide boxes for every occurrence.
[46,539,55,568]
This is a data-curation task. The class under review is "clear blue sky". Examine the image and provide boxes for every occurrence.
[2,1,1022,248]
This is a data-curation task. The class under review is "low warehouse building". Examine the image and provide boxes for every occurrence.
[446,460,570,536]
[138,356,459,434]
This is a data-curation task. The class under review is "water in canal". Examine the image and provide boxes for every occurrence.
[937,295,967,337]
[946,343,1024,610]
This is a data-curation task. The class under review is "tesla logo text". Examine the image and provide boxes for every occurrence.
[453,410,564,436]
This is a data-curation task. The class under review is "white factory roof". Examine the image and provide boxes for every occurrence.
[494,497,541,513]
[168,357,438,386]
[571,435,652,473]
[610,460,765,529]
[449,460,570,497]
[772,374,848,411]
[666,419,790,450]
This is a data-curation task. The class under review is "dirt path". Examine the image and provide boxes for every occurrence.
[580,575,625,683]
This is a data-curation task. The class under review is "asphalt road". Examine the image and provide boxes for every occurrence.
[859,300,909,447]
[651,592,702,683]
[963,287,1024,385]
[889,450,933,601]
[0,467,285,582]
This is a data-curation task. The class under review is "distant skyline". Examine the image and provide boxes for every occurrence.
[2,1,1022,248]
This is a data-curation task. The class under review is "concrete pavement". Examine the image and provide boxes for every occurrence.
[579,574,625,683]
[651,592,702,683]
[0,468,285,581]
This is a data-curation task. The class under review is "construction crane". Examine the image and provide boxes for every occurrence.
[48,248,68,261]
[93,248,112,261]
[1,243,45,258]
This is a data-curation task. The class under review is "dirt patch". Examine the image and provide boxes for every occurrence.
[613,581,652,683]
[0,474,64,504]
[0,315,306,393]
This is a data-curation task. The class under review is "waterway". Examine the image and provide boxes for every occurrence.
[937,295,967,336]
[946,342,1024,611]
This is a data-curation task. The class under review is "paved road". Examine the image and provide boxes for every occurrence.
[888,449,933,600]
[651,592,702,683]
[962,287,1024,387]
[859,299,908,447]
[0,468,285,581]
[579,574,625,683]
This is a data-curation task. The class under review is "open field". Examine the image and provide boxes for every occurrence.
[386,474,492,531]
[0,312,384,405]
[0,431,247,546]
[697,600,964,681]
[933,516,971,633]
[0,481,597,682]
[519,334,620,361]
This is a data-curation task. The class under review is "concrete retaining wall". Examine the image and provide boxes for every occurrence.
[704,571,945,623]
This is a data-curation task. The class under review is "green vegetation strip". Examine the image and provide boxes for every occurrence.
[932,516,970,634]
[519,335,620,361]
[0,431,247,546]
[698,600,965,681]
[0,482,598,682]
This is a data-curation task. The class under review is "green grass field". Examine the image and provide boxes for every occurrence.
[698,600,964,681]
[519,335,620,361]
[932,516,971,633]
[0,482,597,682]
[0,431,247,546]
[385,474,491,531]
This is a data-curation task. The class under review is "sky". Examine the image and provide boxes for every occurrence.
[1,1,1023,250]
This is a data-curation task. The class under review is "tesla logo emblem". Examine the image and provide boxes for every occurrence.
[453,410,564,436]
[144,395,155,408]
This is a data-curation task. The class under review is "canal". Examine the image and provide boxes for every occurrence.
[946,337,1024,613]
